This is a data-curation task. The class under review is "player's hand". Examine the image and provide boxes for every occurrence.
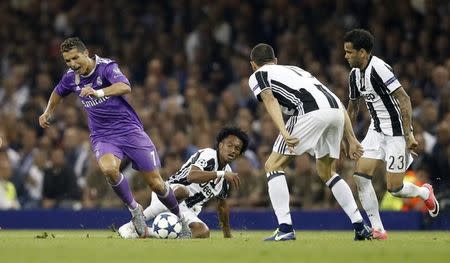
[406,133,418,156]
[346,138,364,160]
[224,172,240,190]
[38,112,52,128]
[79,86,97,98]
[341,140,349,157]
[283,135,299,153]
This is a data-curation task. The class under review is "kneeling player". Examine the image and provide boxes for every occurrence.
[118,127,249,238]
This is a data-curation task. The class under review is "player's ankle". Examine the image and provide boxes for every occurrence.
[279,223,293,233]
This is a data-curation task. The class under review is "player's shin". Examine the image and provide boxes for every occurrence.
[326,174,363,224]
[353,173,385,231]
[156,183,180,217]
[389,182,428,199]
[110,173,138,209]
[267,171,293,232]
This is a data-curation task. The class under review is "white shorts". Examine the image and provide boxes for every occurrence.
[361,129,413,173]
[167,184,205,226]
[273,108,344,159]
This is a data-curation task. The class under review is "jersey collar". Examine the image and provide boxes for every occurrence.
[80,55,98,78]
[216,150,226,170]
[361,55,373,72]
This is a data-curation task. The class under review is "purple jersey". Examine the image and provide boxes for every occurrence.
[54,55,143,141]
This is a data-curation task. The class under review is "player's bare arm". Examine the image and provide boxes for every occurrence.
[39,91,62,128]
[347,99,360,124]
[217,198,232,238]
[260,89,299,150]
[187,166,240,190]
[342,107,364,160]
[391,87,418,151]
[79,82,131,98]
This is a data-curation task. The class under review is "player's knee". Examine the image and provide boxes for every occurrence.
[387,181,403,193]
[173,185,189,202]
[386,172,405,192]
[388,185,404,196]
[264,160,278,173]
[190,223,210,238]
[100,166,120,181]
[149,180,166,194]
[142,171,165,193]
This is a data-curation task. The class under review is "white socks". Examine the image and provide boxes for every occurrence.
[353,173,384,231]
[326,174,363,224]
[143,193,167,221]
[267,171,292,225]
[390,182,429,199]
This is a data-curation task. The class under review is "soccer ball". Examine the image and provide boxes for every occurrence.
[151,212,182,239]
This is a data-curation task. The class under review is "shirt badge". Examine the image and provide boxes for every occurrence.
[96,76,103,86]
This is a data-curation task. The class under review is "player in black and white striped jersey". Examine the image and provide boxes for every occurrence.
[344,29,439,240]
[118,127,248,239]
[248,43,371,241]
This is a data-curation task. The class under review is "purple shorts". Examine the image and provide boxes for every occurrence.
[91,130,161,172]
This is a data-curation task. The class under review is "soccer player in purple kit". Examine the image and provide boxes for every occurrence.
[38,37,180,238]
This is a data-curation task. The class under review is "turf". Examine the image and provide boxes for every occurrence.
[1,230,449,263]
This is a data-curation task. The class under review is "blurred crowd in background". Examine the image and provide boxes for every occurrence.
[0,0,449,214]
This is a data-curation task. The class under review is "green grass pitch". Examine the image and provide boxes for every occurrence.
[1,230,449,263]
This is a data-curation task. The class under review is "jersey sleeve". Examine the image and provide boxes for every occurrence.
[248,70,271,101]
[373,62,401,93]
[348,69,360,100]
[53,73,73,97]
[191,149,216,172]
[103,62,131,86]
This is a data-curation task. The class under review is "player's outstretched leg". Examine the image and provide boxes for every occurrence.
[99,153,149,238]
[118,221,153,239]
[110,173,147,237]
[326,173,372,241]
[422,184,439,217]
[388,174,439,217]
[317,155,372,240]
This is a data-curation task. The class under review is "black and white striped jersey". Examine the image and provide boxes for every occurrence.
[348,55,404,136]
[248,64,342,115]
[168,148,231,211]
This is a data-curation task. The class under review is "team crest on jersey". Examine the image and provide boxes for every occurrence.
[113,67,122,74]
[96,76,102,86]
[197,159,207,168]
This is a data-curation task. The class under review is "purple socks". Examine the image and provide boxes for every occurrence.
[110,173,137,209]
[157,185,180,216]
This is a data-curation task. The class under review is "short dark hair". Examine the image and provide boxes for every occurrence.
[343,29,374,52]
[60,37,87,53]
[216,127,249,154]
[250,43,276,66]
